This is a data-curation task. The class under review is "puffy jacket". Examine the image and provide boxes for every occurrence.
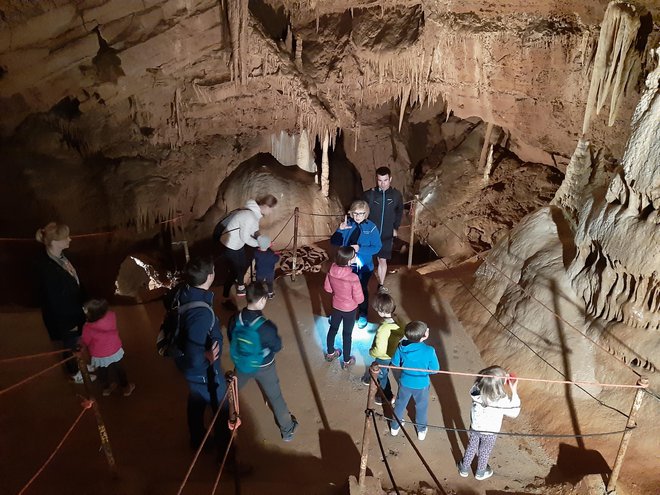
[330,218,382,271]
[227,308,282,367]
[221,200,262,250]
[364,187,403,239]
[81,311,122,358]
[391,340,440,389]
[174,285,223,384]
[324,263,364,311]
[469,384,521,435]
[369,317,404,360]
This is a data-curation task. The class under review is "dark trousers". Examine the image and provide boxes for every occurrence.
[392,385,430,432]
[60,331,80,376]
[327,308,357,358]
[97,360,129,389]
[236,361,295,436]
[357,268,373,318]
[257,275,274,294]
[186,375,230,451]
[365,358,393,400]
[222,246,248,298]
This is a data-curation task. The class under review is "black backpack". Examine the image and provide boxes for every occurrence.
[212,208,248,243]
[156,289,214,358]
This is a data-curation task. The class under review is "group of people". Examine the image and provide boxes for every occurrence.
[33,166,521,482]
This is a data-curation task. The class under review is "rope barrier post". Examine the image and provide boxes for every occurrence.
[606,377,649,494]
[407,195,418,269]
[358,362,380,491]
[291,207,300,281]
[75,353,117,474]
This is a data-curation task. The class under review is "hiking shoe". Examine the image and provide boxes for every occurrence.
[356,316,368,329]
[282,416,298,442]
[341,356,356,369]
[268,292,274,299]
[236,285,246,297]
[377,285,389,294]
[475,465,493,480]
[417,428,427,441]
[324,349,341,362]
[102,383,117,396]
[122,383,136,397]
[457,461,469,478]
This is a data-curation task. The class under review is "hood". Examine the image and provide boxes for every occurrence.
[399,340,427,356]
[87,312,116,332]
[245,199,263,219]
[329,264,355,280]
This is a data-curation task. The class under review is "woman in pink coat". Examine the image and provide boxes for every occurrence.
[81,299,135,397]
[323,246,364,369]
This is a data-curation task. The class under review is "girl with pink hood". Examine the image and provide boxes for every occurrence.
[81,299,135,397]
[323,247,364,369]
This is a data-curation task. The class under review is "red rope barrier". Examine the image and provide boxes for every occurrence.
[211,375,240,495]
[379,364,647,389]
[18,400,92,494]
[0,349,68,364]
[0,356,77,396]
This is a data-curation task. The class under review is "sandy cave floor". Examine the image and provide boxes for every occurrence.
[1,264,645,495]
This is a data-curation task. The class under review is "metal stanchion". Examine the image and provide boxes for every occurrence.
[358,363,380,491]
[76,352,116,474]
[606,377,649,494]
[407,195,418,269]
[291,207,299,281]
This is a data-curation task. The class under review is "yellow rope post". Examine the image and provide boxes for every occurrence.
[606,376,649,494]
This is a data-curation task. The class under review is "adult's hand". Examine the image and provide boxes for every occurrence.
[205,341,220,364]
[351,244,360,253]
[393,228,398,238]
[339,215,349,230]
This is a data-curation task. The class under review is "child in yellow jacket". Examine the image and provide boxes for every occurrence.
[361,293,404,405]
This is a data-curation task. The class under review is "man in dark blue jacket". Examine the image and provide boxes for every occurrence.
[227,282,298,441]
[364,166,403,293]
[175,256,229,452]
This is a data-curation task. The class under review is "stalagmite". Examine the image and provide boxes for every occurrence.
[478,122,494,170]
[551,139,593,225]
[295,36,303,70]
[297,129,311,171]
[582,1,643,134]
[321,131,329,198]
[482,144,494,183]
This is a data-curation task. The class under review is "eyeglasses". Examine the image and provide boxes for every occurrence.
[351,211,367,216]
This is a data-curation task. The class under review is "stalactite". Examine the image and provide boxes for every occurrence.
[321,131,329,198]
[582,1,643,134]
[226,0,249,85]
[398,84,411,132]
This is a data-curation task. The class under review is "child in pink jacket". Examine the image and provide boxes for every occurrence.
[323,247,364,369]
[81,299,135,397]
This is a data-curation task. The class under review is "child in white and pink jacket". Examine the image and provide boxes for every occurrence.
[81,299,135,397]
[323,246,364,368]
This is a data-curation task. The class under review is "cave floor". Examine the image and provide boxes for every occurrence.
[2,266,570,495]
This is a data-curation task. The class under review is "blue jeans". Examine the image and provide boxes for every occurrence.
[391,385,430,432]
[236,360,296,437]
[186,374,230,450]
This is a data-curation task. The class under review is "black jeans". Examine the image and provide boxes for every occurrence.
[222,246,248,298]
[257,275,274,294]
[60,330,80,376]
[357,268,373,318]
[97,360,129,388]
[327,308,357,358]
[186,374,230,451]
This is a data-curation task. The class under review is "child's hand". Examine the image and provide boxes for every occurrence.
[507,373,518,392]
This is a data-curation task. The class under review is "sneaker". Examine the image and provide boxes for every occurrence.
[341,356,356,369]
[236,285,246,297]
[70,372,97,384]
[324,349,341,362]
[390,420,404,436]
[475,465,493,480]
[87,364,97,373]
[361,375,371,386]
[102,383,117,396]
[457,461,469,478]
[268,292,274,299]
[122,383,136,397]
[356,316,368,329]
[374,394,383,406]
[282,416,298,442]
[417,429,427,441]
[377,285,389,294]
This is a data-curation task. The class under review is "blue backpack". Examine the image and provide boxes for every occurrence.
[230,314,267,374]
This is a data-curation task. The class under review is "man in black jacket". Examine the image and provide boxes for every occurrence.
[175,256,229,452]
[227,282,298,442]
[364,166,404,293]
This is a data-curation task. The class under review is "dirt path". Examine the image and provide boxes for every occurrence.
[0,268,553,494]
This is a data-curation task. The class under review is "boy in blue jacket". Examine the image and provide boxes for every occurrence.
[330,200,382,328]
[390,321,439,441]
